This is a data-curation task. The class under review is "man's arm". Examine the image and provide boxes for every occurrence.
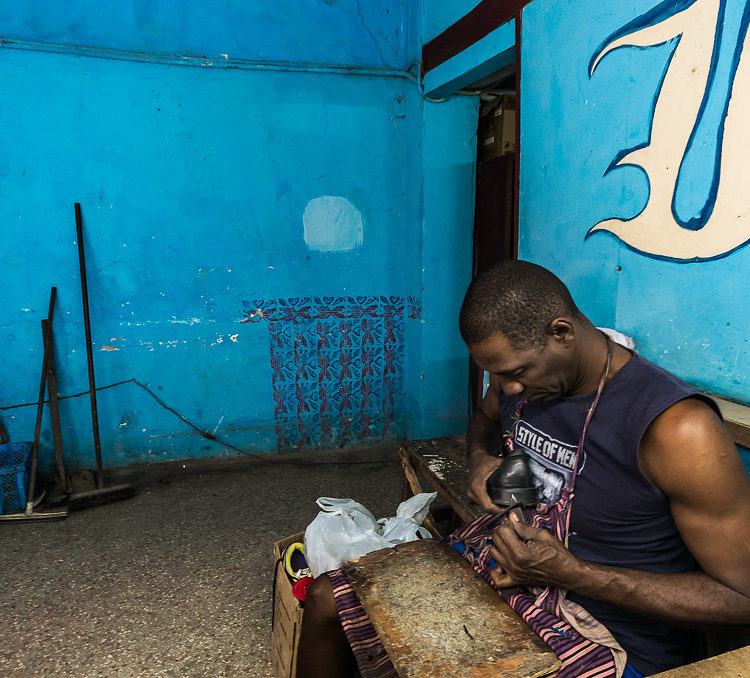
[489,398,750,625]
[466,375,505,514]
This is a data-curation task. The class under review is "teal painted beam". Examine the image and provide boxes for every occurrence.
[423,19,515,98]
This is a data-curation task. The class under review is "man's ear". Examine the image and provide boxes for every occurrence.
[547,318,575,346]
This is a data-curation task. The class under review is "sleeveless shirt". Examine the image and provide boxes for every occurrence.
[497,351,719,675]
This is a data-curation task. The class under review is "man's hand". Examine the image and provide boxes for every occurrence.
[488,513,581,589]
[466,451,504,514]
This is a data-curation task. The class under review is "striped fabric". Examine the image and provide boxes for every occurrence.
[328,569,399,678]
[449,511,622,677]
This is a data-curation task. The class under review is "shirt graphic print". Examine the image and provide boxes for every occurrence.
[513,420,581,504]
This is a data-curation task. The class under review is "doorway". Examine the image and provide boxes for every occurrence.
[463,64,518,414]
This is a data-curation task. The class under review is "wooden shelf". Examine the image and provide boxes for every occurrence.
[710,396,750,449]
[652,644,750,676]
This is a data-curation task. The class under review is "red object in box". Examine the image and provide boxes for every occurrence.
[292,576,314,602]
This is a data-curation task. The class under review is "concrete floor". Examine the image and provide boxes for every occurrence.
[0,443,405,677]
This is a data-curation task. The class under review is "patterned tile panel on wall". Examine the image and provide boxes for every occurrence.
[241,296,421,451]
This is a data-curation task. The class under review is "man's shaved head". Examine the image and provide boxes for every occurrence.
[459,260,582,350]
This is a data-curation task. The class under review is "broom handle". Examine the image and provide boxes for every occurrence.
[44,291,67,493]
[26,287,56,514]
[75,203,103,489]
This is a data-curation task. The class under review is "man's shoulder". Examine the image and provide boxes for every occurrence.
[640,394,738,497]
[615,351,721,417]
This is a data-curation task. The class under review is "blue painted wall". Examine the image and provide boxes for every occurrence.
[422,0,484,43]
[0,1,413,69]
[519,0,750,406]
[416,1,486,438]
[0,1,481,470]
[14,0,744,474]
[417,0,750,470]
[416,97,478,437]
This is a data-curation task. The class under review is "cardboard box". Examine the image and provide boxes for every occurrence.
[478,94,516,161]
[271,532,306,678]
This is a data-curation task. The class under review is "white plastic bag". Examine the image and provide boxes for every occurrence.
[378,493,435,544]
[304,493,437,577]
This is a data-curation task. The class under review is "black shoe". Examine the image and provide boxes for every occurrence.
[486,449,538,507]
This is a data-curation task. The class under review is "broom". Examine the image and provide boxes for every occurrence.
[68,202,135,510]
[0,289,68,522]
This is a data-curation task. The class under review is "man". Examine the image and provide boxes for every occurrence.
[298,261,750,677]
[461,260,750,675]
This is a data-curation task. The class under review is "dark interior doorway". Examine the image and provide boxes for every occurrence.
[464,66,518,414]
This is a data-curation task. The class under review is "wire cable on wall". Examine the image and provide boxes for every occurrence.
[0,378,401,464]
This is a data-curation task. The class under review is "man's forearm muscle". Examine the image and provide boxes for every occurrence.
[575,560,750,626]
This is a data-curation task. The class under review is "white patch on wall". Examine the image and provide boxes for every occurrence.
[303,196,363,252]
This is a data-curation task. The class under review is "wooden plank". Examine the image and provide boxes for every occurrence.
[342,539,560,678]
[713,396,750,427]
[711,395,750,448]
[651,644,750,676]
[398,448,443,539]
[404,439,481,523]
[399,446,426,497]
[726,420,750,449]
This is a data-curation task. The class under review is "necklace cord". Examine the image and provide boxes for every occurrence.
[564,336,613,543]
